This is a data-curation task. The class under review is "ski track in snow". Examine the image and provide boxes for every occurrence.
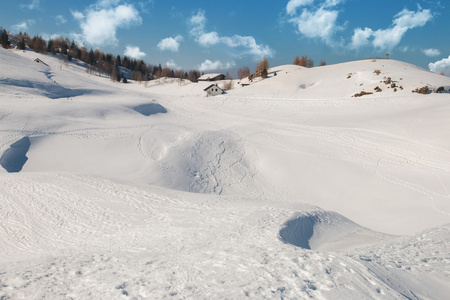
[1,48,450,299]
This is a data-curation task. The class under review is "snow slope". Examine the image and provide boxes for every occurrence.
[1,47,450,299]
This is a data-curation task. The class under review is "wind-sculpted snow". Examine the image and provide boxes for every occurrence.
[279,210,391,251]
[0,76,97,99]
[0,137,30,172]
[146,130,261,195]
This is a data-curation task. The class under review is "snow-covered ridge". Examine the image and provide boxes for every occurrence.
[1,47,450,299]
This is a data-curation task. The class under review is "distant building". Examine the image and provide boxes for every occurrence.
[197,73,226,81]
[203,84,224,97]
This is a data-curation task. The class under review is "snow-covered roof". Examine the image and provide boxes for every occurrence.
[197,73,224,81]
[203,84,224,92]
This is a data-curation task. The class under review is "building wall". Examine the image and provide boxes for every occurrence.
[205,86,223,97]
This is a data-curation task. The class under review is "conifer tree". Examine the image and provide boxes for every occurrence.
[1,29,10,49]
[17,38,26,50]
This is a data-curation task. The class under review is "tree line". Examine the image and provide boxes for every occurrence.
[0,29,203,83]
[1,28,328,84]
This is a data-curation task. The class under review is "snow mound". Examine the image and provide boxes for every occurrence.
[230,60,450,99]
[279,210,391,251]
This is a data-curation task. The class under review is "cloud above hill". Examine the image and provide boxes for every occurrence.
[371,7,432,50]
[189,10,274,60]
[165,59,182,70]
[10,20,35,33]
[71,0,142,47]
[349,6,432,51]
[286,0,345,47]
[286,2,433,52]
[157,35,183,52]
[197,59,235,72]
[429,55,450,76]
[422,48,441,57]
[124,45,146,59]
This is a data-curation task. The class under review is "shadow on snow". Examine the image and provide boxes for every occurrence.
[0,137,31,173]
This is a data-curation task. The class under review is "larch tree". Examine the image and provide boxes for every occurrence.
[256,57,269,73]
[237,66,250,80]
[299,55,307,67]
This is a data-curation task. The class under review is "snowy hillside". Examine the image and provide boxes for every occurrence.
[1,47,450,299]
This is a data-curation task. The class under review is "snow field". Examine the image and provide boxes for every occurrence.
[1,47,450,298]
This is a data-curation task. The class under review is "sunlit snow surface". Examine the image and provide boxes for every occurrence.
[1,48,449,299]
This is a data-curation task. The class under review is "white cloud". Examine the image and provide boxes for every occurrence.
[124,45,146,59]
[157,35,183,52]
[350,7,432,51]
[165,59,182,70]
[10,20,35,33]
[429,55,450,76]
[423,48,441,57]
[55,15,67,25]
[137,0,155,14]
[189,10,207,33]
[189,11,219,47]
[11,22,29,33]
[97,0,121,7]
[393,7,432,28]
[72,1,142,47]
[197,32,220,47]
[287,0,345,47]
[72,11,84,20]
[21,0,40,10]
[286,0,315,15]
[350,27,373,49]
[188,10,274,60]
[290,7,342,46]
[41,33,65,42]
[324,0,345,7]
[221,35,274,58]
[372,26,409,50]
[197,60,235,72]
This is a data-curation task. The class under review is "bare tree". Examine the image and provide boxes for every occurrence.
[237,66,250,80]
[222,80,234,91]
[320,60,326,66]
[160,66,172,78]
[188,70,200,82]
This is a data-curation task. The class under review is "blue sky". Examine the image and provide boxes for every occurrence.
[2,0,450,75]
